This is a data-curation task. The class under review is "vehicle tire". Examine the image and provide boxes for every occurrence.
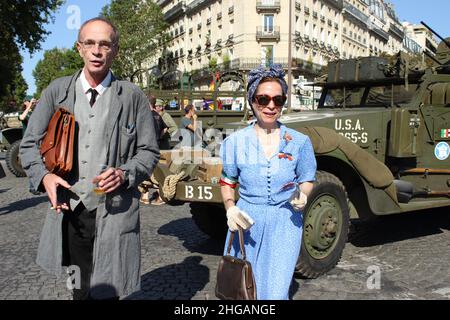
[190,203,228,241]
[5,139,26,177]
[295,171,350,279]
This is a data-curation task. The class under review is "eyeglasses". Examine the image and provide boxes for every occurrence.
[254,94,287,108]
[79,40,116,51]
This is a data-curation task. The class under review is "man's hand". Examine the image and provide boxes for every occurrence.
[92,167,125,194]
[226,206,255,231]
[42,173,71,214]
[192,113,197,121]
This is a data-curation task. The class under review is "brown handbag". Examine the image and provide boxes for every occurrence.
[215,227,257,300]
[40,107,75,178]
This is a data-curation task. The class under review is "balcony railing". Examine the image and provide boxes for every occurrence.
[163,2,184,23]
[343,1,368,27]
[226,57,323,73]
[256,0,281,13]
[369,26,389,42]
[389,23,404,40]
[322,0,344,10]
[228,6,234,14]
[186,0,215,15]
[295,2,301,11]
[256,26,280,42]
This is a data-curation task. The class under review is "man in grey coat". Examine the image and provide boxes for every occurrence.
[19,17,160,300]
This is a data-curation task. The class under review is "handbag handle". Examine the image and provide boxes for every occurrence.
[226,227,247,260]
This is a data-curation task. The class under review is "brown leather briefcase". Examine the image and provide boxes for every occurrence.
[215,227,257,300]
[40,107,75,178]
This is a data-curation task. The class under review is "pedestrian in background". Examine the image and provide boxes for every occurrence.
[179,104,199,148]
[148,95,168,148]
[19,17,160,300]
[19,98,37,135]
[219,64,316,300]
[155,98,177,150]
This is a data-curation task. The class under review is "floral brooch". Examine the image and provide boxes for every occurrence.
[284,132,293,142]
[278,132,294,161]
[278,152,293,161]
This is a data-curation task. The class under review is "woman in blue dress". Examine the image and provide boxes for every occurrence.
[219,65,317,300]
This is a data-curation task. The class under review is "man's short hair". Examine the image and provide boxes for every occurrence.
[78,17,120,44]
[184,104,194,114]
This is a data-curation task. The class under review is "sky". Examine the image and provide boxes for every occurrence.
[21,0,450,96]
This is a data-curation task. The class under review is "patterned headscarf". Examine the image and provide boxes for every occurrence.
[246,64,288,106]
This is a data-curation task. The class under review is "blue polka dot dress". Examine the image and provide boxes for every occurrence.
[219,122,317,300]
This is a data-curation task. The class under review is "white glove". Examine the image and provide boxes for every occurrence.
[226,206,255,231]
[289,186,308,212]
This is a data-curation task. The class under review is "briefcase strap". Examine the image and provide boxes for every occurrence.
[226,227,247,260]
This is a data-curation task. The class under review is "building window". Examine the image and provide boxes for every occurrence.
[263,14,274,33]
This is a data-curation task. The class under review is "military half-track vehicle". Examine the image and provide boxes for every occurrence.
[152,27,450,279]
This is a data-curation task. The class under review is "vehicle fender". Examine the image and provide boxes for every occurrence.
[1,128,23,146]
[299,126,399,209]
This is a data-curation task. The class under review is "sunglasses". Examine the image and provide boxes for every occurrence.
[254,94,287,108]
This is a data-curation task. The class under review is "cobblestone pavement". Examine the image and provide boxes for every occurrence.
[0,164,449,300]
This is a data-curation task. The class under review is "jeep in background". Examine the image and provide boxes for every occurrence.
[152,25,450,279]
[0,111,26,177]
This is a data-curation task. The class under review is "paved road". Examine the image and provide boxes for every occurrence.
[0,167,449,300]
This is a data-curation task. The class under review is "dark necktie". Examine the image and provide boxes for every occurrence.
[88,88,98,107]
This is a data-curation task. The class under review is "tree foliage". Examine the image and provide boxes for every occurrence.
[101,0,168,83]
[32,45,84,97]
[0,0,63,108]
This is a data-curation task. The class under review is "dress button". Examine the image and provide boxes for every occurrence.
[89,114,94,118]
[85,145,90,148]
[88,130,91,134]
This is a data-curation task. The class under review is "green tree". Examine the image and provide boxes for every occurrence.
[0,54,28,113]
[101,0,168,83]
[0,0,63,105]
[222,53,231,69]
[32,45,84,97]
[209,56,218,71]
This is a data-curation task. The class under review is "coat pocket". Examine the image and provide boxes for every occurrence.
[120,125,136,161]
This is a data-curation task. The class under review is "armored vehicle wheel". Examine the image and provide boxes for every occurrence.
[5,140,26,177]
[190,203,228,241]
[295,171,350,279]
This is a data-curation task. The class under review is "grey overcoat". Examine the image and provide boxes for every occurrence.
[19,70,160,298]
